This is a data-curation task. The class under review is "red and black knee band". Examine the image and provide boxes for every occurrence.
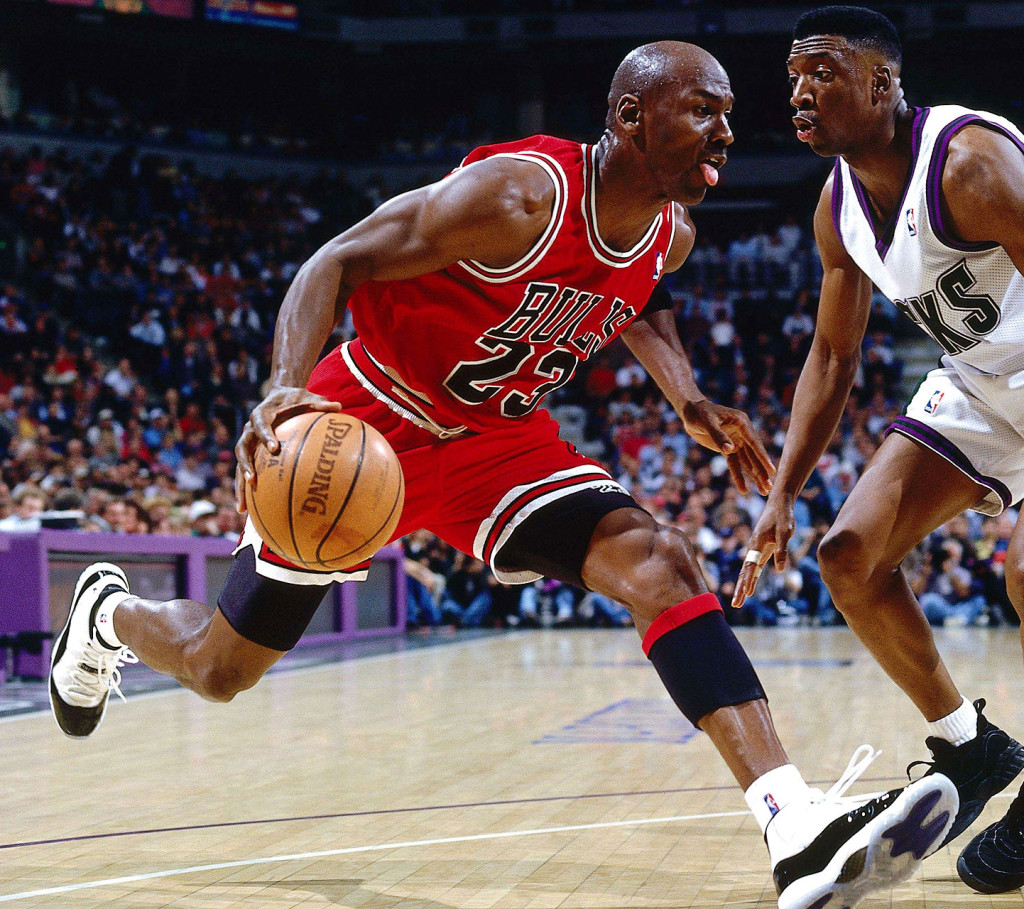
[642,593,766,726]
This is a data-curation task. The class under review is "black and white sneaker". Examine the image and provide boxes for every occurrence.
[957,787,1024,893]
[49,562,137,738]
[770,746,958,909]
[908,698,1024,846]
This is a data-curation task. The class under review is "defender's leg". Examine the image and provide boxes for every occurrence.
[957,517,1024,894]
[816,432,1024,846]
[1006,516,1024,664]
[816,432,981,720]
[500,500,957,909]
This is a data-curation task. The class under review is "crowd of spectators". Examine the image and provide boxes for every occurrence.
[0,142,381,539]
[7,87,315,161]
[0,140,1017,634]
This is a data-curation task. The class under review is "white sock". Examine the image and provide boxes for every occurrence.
[94,591,131,650]
[744,764,813,834]
[927,698,977,746]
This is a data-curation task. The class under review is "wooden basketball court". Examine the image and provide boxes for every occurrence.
[4,626,1024,908]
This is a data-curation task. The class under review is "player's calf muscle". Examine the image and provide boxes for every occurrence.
[116,597,275,702]
[184,654,261,703]
[1005,533,1024,614]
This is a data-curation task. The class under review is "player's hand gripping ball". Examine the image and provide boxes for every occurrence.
[247,412,405,570]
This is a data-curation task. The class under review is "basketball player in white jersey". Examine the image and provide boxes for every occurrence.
[734,5,1024,894]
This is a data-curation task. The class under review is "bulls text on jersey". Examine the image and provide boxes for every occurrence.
[444,280,636,418]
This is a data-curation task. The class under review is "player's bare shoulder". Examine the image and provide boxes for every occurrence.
[454,155,555,226]
[436,155,556,267]
[665,203,696,272]
[940,125,1024,247]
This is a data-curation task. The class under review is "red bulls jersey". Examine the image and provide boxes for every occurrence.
[343,135,677,435]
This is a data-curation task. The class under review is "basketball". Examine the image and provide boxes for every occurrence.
[247,412,404,571]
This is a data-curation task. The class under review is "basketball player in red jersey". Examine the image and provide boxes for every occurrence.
[51,42,956,908]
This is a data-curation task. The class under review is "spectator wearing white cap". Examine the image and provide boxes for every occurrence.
[85,409,124,450]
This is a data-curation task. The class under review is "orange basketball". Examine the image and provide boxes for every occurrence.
[247,412,405,571]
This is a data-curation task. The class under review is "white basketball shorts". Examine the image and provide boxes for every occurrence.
[887,358,1024,515]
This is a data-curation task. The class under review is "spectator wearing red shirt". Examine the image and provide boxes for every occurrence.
[585,353,617,401]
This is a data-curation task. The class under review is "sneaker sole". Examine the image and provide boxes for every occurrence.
[778,776,958,909]
[48,563,130,739]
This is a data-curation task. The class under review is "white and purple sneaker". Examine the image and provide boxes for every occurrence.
[770,746,958,909]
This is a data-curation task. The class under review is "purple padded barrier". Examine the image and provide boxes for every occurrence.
[0,531,406,679]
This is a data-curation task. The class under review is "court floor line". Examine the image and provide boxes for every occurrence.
[0,774,910,852]
[0,809,749,904]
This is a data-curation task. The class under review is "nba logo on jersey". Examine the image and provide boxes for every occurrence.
[905,207,918,236]
[924,390,944,414]
[652,251,664,281]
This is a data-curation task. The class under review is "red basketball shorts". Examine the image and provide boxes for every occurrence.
[236,341,629,586]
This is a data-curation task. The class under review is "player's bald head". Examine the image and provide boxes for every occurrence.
[607,41,728,126]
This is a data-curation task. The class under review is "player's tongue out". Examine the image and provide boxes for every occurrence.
[700,162,719,186]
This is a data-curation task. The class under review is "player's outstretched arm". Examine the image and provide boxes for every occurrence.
[234,158,555,512]
[621,208,775,495]
[733,179,872,607]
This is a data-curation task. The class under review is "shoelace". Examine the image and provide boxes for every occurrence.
[907,700,988,781]
[65,638,138,705]
[907,737,955,781]
[819,744,883,807]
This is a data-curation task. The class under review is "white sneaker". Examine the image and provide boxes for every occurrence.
[49,562,137,738]
[770,746,959,909]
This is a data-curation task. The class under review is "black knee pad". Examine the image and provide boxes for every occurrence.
[218,546,332,651]
[644,596,766,726]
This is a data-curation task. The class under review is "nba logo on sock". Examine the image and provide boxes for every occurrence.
[906,207,917,236]
[924,390,944,414]
[764,793,780,816]
[652,251,664,281]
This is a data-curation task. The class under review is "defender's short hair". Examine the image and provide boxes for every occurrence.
[793,5,902,66]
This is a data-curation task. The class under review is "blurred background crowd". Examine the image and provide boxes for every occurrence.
[1,0,1021,637]
[0,137,1016,634]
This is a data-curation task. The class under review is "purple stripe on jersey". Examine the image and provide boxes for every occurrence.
[926,115,1011,252]
[886,415,1012,510]
[845,108,929,260]
[830,158,844,245]
[850,170,875,233]
[875,107,929,259]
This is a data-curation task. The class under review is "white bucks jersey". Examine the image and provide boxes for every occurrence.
[832,105,1024,378]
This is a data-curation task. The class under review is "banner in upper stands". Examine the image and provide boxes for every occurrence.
[205,0,298,29]
[46,0,194,17]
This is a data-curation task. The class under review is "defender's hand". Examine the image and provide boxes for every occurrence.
[680,399,776,495]
[732,495,795,608]
[234,386,344,514]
